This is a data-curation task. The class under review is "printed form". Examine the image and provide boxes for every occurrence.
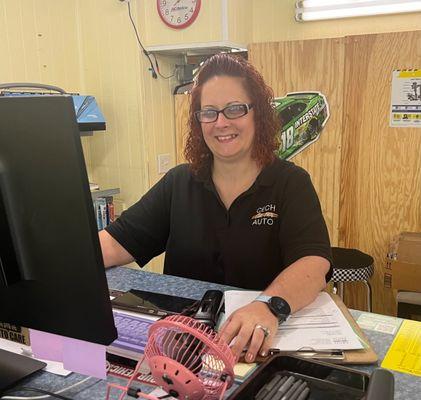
[224,291,363,351]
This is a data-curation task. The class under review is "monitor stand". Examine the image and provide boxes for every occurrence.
[0,349,46,394]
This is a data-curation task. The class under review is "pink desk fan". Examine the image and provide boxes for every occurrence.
[106,315,236,400]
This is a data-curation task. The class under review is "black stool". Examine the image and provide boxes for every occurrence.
[331,247,374,311]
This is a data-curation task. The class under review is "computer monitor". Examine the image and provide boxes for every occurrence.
[0,86,106,133]
[0,96,117,348]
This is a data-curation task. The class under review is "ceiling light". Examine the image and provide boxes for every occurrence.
[296,0,421,21]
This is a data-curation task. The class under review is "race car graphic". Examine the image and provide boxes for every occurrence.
[273,92,330,160]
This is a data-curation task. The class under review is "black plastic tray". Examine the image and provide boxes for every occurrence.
[227,355,371,400]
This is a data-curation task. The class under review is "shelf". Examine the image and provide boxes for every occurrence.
[91,188,120,200]
[145,41,247,57]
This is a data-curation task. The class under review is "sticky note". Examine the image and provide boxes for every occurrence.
[62,337,106,379]
[29,329,107,379]
[29,329,63,362]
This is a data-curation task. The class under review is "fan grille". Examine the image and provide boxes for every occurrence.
[145,315,236,399]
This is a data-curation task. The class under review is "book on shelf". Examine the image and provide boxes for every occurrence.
[90,188,119,230]
[105,196,115,224]
[95,197,107,230]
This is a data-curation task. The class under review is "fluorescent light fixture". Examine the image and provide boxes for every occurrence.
[296,0,421,21]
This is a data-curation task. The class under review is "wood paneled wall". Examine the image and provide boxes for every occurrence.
[175,31,421,316]
[340,32,421,314]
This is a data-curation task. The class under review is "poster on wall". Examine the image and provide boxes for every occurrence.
[274,92,330,160]
[390,69,421,128]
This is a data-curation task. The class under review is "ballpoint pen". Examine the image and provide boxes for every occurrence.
[288,381,309,400]
[293,349,344,360]
[296,387,310,400]
[259,375,288,400]
[265,347,344,360]
[255,374,284,400]
[266,376,295,400]
[276,379,303,400]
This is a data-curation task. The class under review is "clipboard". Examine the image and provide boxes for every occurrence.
[254,293,378,365]
[326,293,378,364]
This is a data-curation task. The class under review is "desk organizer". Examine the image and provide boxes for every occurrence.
[227,355,394,400]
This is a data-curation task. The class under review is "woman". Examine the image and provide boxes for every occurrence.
[100,53,332,363]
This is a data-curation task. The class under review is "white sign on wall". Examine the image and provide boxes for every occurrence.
[390,69,421,128]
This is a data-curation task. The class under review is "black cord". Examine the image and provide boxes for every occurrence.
[150,53,178,80]
[126,2,177,80]
[4,387,73,400]
[127,2,157,79]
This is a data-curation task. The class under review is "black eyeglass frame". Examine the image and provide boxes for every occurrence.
[194,103,254,123]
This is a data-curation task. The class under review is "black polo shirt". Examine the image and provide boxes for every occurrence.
[105,158,332,290]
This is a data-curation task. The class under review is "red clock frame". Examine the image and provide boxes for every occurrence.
[157,0,202,30]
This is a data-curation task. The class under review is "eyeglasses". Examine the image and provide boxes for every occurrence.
[194,103,253,123]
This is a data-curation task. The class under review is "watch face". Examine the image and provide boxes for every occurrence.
[157,0,201,29]
[269,297,291,319]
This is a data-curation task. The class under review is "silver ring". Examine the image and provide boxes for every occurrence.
[255,324,270,338]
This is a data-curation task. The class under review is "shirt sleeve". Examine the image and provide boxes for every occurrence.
[104,171,174,267]
[278,167,333,282]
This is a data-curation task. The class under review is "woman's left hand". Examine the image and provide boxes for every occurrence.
[218,301,278,362]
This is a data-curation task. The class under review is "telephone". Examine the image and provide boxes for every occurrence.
[192,290,224,328]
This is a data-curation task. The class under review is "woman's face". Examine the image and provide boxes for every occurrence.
[199,75,255,165]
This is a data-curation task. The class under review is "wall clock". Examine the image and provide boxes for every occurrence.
[157,0,201,29]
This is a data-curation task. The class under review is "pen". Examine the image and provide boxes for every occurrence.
[288,381,309,400]
[296,387,310,400]
[255,374,283,400]
[293,349,344,360]
[260,375,288,400]
[268,376,295,400]
[276,379,303,400]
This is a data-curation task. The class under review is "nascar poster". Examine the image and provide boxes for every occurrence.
[274,92,330,160]
[390,69,421,128]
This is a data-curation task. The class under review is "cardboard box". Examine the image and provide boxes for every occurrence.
[384,232,421,292]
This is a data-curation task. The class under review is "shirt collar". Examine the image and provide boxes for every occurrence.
[192,157,281,190]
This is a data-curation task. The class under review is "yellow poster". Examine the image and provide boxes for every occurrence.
[381,319,421,376]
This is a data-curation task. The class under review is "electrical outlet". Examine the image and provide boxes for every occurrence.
[158,154,171,174]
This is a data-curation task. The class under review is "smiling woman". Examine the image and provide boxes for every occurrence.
[185,55,279,177]
[199,75,256,169]
[100,53,332,364]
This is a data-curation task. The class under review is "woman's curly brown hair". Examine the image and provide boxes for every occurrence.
[184,53,280,176]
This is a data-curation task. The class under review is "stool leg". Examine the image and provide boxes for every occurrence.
[337,282,344,300]
[363,280,372,312]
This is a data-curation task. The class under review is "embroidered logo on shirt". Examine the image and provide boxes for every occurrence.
[251,204,278,226]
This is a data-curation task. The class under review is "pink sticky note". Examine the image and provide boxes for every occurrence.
[29,329,107,379]
[62,337,107,379]
[29,329,63,362]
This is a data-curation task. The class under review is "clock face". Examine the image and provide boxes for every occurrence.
[157,0,201,29]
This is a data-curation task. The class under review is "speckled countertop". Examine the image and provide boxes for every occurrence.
[8,266,420,400]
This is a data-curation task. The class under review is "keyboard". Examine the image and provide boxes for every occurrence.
[108,311,155,360]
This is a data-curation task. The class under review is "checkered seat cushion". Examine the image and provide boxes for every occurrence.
[331,247,374,283]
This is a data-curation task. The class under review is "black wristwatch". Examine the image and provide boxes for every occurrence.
[254,295,291,323]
